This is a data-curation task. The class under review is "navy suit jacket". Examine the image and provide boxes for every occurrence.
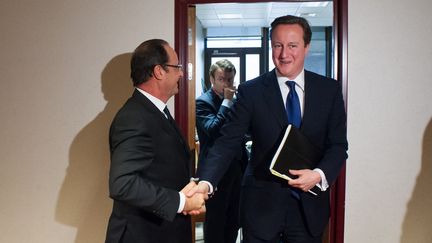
[197,69,348,238]
[196,89,231,164]
[105,90,192,243]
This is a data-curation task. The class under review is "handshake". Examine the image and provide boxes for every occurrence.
[180,180,210,215]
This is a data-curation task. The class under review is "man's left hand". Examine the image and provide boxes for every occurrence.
[287,169,321,192]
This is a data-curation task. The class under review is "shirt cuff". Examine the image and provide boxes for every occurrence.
[177,192,186,213]
[222,99,233,108]
[314,168,329,191]
[199,180,214,194]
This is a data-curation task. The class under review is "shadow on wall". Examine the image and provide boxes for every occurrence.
[55,53,133,243]
[400,117,432,243]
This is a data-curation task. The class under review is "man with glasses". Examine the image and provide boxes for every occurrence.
[105,39,206,243]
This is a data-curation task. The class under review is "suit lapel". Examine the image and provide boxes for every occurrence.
[168,116,190,155]
[301,70,316,133]
[132,90,191,159]
[262,70,288,129]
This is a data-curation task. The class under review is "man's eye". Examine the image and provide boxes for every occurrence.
[288,44,298,49]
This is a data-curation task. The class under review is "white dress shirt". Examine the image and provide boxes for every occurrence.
[275,70,329,191]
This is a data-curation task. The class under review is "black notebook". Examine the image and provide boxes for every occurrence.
[269,125,323,195]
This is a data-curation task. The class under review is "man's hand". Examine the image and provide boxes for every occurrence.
[180,182,207,215]
[223,86,236,100]
[288,169,321,192]
[182,192,206,215]
[186,182,210,197]
[180,181,197,194]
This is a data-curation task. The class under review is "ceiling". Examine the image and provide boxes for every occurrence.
[196,1,333,28]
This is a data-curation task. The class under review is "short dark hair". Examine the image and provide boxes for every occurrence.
[209,59,236,79]
[130,39,169,86]
[270,15,312,46]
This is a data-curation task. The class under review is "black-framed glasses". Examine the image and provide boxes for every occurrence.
[163,64,183,71]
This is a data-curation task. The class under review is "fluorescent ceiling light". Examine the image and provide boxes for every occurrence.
[301,13,317,17]
[218,14,242,19]
[302,2,329,7]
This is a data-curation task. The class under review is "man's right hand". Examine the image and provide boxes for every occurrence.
[186,182,210,197]
[223,86,236,100]
[180,182,207,215]
[183,192,206,215]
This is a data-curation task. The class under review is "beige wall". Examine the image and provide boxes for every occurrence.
[0,0,175,242]
[347,0,432,242]
[1,0,431,242]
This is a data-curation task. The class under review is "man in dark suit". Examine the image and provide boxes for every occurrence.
[188,15,348,243]
[196,59,247,243]
[105,39,206,243]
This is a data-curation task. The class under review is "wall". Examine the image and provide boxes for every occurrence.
[0,0,174,242]
[0,0,431,242]
[347,0,432,242]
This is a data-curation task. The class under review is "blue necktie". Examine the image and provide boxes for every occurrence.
[285,81,301,128]
[285,81,302,199]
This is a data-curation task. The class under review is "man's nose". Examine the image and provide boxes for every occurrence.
[280,46,289,57]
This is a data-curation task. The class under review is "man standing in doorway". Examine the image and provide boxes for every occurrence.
[190,15,348,243]
[196,59,247,243]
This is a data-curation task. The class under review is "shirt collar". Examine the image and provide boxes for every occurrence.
[275,69,305,92]
[135,87,166,112]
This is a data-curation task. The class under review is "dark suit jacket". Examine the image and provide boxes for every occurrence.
[196,89,234,163]
[196,89,248,169]
[197,69,348,238]
[105,89,192,243]
[196,88,244,241]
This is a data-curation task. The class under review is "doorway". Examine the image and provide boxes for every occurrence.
[175,1,348,242]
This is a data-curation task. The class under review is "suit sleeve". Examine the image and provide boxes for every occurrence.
[108,112,179,222]
[317,81,348,185]
[196,98,230,138]
[197,85,252,186]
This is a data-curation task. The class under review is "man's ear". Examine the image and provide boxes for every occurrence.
[305,44,310,55]
[153,65,165,80]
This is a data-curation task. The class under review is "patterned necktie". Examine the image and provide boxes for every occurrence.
[285,81,301,128]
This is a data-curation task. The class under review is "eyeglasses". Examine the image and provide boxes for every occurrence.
[163,64,183,71]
